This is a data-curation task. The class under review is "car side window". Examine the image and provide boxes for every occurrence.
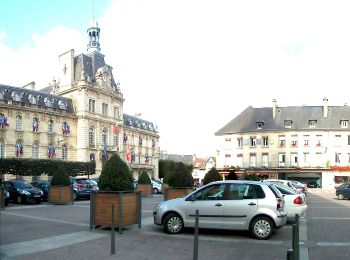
[224,184,254,200]
[254,185,266,199]
[193,184,225,200]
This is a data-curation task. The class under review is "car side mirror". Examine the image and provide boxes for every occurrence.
[186,194,196,201]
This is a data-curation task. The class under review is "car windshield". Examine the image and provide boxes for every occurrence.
[77,179,90,184]
[14,181,33,189]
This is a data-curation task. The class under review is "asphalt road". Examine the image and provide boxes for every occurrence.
[0,190,349,260]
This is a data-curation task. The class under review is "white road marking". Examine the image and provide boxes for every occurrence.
[0,231,106,257]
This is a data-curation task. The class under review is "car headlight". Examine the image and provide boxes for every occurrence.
[40,190,44,195]
[153,203,160,213]
[20,190,31,195]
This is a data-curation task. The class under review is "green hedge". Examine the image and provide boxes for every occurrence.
[0,158,95,177]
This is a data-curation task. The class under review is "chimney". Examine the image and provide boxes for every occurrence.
[22,81,35,90]
[272,99,277,119]
[323,97,328,117]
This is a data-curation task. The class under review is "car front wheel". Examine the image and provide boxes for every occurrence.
[338,194,344,200]
[16,195,24,204]
[250,216,274,240]
[153,188,159,194]
[163,213,183,234]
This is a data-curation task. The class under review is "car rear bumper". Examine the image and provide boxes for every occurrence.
[275,213,288,228]
[286,205,307,219]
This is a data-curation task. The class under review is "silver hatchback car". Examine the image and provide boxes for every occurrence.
[153,180,287,239]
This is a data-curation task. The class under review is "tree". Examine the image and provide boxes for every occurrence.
[50,163,71,186]
[203,167,222,185]
[158,159,175,180]
[166,162,194,188]
[98,154,134,191]
[138,171,151,184]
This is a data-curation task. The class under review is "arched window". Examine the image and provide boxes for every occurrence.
[62,122,70,135]
[11,91,21,102]
[32,117,39,132]
[15,140,23,158]
[0,113,9,129]
[32,141,39,158]
[102,129,107,145]
[89,128,95,147]
[28,94,37,104]
[0,139,4,158]
[113,133,119,147]
[62,144,68,160]
[90,153,95,161]
[16,115,22,130]
[44,97,52,107]
[48,144,55,159]
[48,119,54,134]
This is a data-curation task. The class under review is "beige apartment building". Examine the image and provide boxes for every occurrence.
[215,99,350,189]
[0,21,159,180]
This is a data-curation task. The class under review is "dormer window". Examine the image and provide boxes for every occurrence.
[309,120,317,127]
[340,120,349,128]
[284,120,293,128]
[256,122,264,129]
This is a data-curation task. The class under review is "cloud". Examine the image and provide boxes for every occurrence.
[0,26,85,89]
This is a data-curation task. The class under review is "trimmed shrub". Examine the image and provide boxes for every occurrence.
[99,154,134,191]
[138,171,151,184]
[166,162,194,188]
[50,163,71,186]
[203,168,222,185]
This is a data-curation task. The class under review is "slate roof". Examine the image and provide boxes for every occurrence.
[123,114,158,133]
[215,105,350,135]
[0,84,74,113]
[40,52,118,95]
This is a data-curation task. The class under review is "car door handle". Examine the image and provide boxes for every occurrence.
[215,203,223,207]
[248,202,256,206]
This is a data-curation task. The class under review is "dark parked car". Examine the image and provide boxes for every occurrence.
[3,179,43,204]
[307,181,318,188]
[31,180,50,201]
[336,183,350,200]
[70,177,97,200]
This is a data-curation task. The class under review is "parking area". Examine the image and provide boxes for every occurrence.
[1,190,350,260]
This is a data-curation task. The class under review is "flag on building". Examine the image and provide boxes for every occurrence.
[113,124,119,134]
[126,144,131,161]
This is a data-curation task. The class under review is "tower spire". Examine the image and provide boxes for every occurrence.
[87,0,101,53]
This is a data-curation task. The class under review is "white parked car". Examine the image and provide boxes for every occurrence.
[153,180,288,240]
[263,179,299,193]
[266,182,307,221]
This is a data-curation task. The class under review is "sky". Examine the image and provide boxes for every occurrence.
[1,0,350,157]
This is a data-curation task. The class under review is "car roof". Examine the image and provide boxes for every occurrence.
[211,180,267,185]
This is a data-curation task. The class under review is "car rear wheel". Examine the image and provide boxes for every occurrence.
[163,213,183,234]
[73,191,78,201]
[338,194,344,200]
[250,216,274,240]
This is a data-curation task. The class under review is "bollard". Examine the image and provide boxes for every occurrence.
[0,188,5,209]
[293,214,300,260]
[193,210,199,260]
[118,193,123,234]
[111,204,116,255]
[137,191,142,229]
[90,191,94,230]
[286,249,293,260]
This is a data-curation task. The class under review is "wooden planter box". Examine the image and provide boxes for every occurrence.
[164,187,194,201]
[48,186,73,205]
[137,184,152,197]
[91,191,141,232]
